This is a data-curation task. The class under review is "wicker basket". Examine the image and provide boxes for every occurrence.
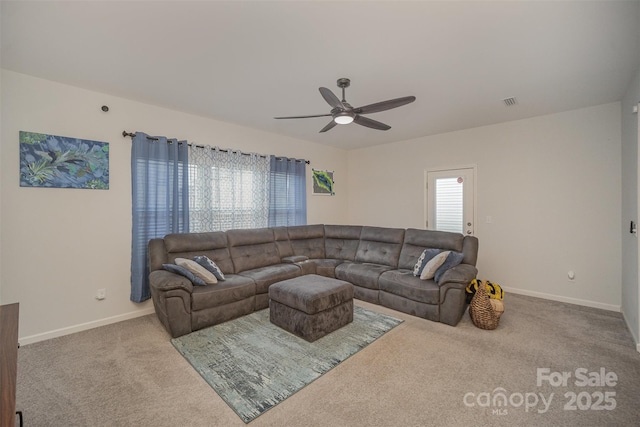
[490,299,505,320]
[469,280,500,330]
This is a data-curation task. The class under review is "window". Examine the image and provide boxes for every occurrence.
[426,167,475,236]
[434,177,464,234]
[188,147,270,232]
[131,134,307,302]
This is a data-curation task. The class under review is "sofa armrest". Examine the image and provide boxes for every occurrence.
[437,263,477,287]
[149,269,194,293]
[282,255,309,263]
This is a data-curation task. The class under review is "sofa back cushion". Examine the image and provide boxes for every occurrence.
[272,226,293,258]
[398,228,475,270]
[324,225,362,260]
[162,231,234,274]
[355,226,405,267]
[227,228,280,272]
[287,224,325,259]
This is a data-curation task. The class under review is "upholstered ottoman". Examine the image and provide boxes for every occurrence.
[269,274,354,342]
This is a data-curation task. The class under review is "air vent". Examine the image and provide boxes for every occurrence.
[502,97,518,107]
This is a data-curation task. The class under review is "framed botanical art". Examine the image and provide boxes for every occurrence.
[312,169,335,196]
[19,131,109,189]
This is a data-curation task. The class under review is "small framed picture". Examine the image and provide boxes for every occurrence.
[312,169,335,196]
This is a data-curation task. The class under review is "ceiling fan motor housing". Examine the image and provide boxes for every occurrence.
[337,78,351,89]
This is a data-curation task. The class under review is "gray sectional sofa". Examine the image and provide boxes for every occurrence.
[148,224,479,338]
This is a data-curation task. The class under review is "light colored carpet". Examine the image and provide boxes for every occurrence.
[15,294,640,426]
[171,306,402,423]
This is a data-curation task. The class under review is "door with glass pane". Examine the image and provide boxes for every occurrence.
[426,167,475,236]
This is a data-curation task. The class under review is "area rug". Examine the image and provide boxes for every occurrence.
[171,305,403,423]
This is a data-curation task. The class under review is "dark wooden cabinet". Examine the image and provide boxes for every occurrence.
[0,303,19,427]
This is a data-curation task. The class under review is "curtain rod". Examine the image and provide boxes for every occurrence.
[122,131,310,164]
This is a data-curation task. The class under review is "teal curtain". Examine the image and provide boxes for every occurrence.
[130,132,189,302]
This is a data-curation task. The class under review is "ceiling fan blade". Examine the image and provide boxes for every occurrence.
[319,120,338,133]
[353,115,391,131]
[319,87,345,109]
[274,113,332,119]
[354,96,416,115]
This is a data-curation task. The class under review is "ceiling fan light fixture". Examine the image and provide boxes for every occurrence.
[334,111,354,124]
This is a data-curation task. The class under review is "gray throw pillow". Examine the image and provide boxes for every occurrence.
[420,251,450,280]
[413,248,441,277]
[162,263,207,286]
[175,258,218,284]
[193,255,226,281]
[434,251,465,283]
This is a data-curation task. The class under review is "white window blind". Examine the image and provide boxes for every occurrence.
[434,177,463,234]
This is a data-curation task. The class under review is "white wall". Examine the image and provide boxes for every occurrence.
[0,70,349,342]
[621,68,640,346]
[0,68,2,305]
[348,103,622,310]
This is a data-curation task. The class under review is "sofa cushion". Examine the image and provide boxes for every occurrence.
[335,262,392,290]
[325,239,361,260]
[237,263,302,294]
[193,255,226,281]
[324,225,362,261]
[281,255,309,263]
[420,251,450,280]
[398,228,464,270]
[314,259,348,278]
[355,226,405,267]
[165,231,228,253]
[379,270,440,305]
[288,224,326,259]
[434,251,465,283]
[164,231,234,274]
[227,228,280,273]
[162,264,207,286]
[324,224,363,240]
[175,258,218,284]
[413,248,441,277]
[272,226,294,258]
[191,275,256,311]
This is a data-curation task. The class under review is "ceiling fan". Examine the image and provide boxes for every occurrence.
[274,78,416,133]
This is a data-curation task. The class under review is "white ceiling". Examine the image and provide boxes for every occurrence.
[2,1,639,150]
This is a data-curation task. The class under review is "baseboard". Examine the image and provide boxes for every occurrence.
[620,309,640,353]
[19,307,156,345]
[503,287,621,312]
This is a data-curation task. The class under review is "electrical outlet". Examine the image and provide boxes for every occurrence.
[96,288,107,300]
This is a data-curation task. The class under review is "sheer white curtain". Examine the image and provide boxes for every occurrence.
[188,146,270,232]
